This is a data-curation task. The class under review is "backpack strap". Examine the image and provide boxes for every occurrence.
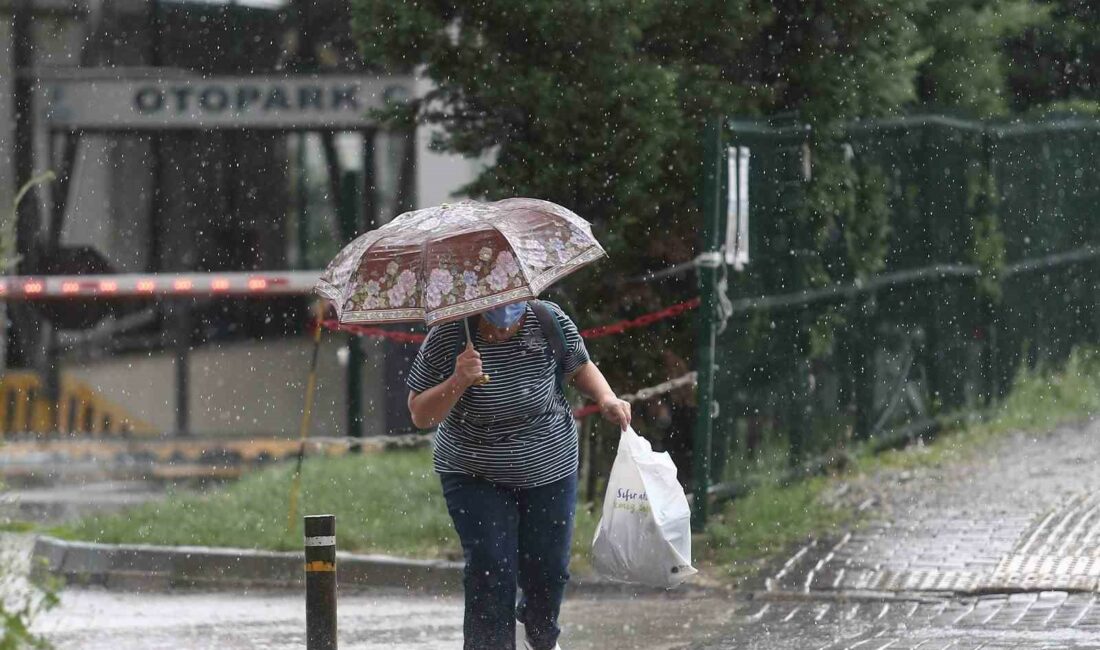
[530,300,567,392]
[451,303,567,393]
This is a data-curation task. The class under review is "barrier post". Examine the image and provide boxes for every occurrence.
[692,118,723,531]
[304,514,337,650]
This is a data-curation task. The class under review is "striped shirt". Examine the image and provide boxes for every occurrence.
[406,301,590,488]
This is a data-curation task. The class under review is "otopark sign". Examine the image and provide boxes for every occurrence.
[38,73,414,130]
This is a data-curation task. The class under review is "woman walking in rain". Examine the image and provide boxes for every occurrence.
[314,197,618,648]
[407,299,631,650]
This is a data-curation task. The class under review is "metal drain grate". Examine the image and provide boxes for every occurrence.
[984,494,1100,592]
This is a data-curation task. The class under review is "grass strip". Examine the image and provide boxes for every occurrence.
[54,450,599,571]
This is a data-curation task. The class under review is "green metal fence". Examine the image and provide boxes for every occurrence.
[693,116,1100,526]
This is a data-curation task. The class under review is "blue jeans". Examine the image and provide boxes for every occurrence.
[440,471,577,650]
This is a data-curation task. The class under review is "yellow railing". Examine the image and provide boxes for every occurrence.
[0,372,154,436]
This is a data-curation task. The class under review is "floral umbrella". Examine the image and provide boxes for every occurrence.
[314,198,606,327]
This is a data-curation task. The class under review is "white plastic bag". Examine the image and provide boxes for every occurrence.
[591,425,697,588]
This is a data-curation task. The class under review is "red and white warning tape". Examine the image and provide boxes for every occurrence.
[320,297,700,343]
[577,298,700,339]
[319,322,428,344]
[572,371,697,420]
[318,302,701,420]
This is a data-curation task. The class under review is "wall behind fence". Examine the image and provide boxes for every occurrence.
[58,336,387,437]
[707,116,1100,493]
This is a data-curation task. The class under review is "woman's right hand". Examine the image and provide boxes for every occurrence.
[452,341,484,389]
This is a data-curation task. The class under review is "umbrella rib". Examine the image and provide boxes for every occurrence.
[481,214,539,293]
[328,231,389,317]
[348,230,418,315]
[527,245,606,294]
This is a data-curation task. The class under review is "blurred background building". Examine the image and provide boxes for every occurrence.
[0,0,482,437]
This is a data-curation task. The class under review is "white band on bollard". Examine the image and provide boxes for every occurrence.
[305,536,336,547]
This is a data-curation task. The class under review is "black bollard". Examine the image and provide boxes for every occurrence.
[304,514,337,650]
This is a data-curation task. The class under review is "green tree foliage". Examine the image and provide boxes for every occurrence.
[0,572,57,650]
[761,0,926,123]
[349,1,1052,387]
[353,2,680,255]
[966,152,1006,300]
[356,3,686,387]
[2,172,54,272]
[916,0,1045,116]
[352,1,734,391]
[1008,0,1100,112]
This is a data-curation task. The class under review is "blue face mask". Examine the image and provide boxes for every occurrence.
[483,302,527,328]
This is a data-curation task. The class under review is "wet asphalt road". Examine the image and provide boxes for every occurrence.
[33,586,738,649]
[0,527,736,649]
[0,480,736,649]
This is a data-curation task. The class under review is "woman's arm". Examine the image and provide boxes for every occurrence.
[407,341,482,429]
[571,361,631,429]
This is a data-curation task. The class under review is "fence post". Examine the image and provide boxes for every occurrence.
[304,514,338,650]
[692,118,724,532]
[338,172,364,447]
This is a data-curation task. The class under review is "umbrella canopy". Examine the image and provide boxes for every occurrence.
[315,198,605,326]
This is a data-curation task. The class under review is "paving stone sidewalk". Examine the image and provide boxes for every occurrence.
[714,592,1100,649]
[696,418,1100,649]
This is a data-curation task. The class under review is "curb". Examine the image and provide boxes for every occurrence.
[32,536,464,593]
[31,536,728,598]
[749,589,949,605]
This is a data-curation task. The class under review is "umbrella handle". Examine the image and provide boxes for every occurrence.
[463,318,491,385]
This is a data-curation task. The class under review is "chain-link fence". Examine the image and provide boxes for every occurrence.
[701,116,1100,505]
